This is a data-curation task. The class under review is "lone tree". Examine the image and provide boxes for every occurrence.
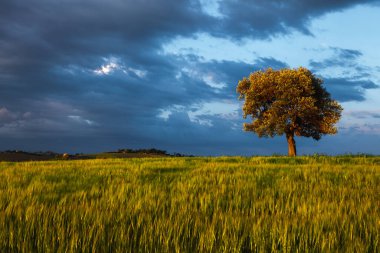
[237,67,343,156]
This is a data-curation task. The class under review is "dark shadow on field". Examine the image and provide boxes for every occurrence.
[138,167,191,183]
[151,168,191,174]
[264,157,309,164]
[255,171,279,189]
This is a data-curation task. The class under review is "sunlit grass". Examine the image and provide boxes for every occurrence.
[1,156,379,252]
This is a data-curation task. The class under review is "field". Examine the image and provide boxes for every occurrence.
[1,156,380,252]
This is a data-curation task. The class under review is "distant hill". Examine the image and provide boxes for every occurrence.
[0,150,61,162]
[0,149,189,162]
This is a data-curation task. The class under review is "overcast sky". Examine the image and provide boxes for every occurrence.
[1,0,380,155]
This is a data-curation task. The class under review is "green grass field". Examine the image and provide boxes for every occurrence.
[1,156,379,252]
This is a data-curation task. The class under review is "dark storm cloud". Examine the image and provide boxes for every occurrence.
[0,0,212,109]
[0,0,211,86]
[0,0,216,150]
[215,0,380,39]
[1,0,379,154]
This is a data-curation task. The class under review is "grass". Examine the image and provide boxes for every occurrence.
[0,156,379,252]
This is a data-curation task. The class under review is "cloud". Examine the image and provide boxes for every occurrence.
[344,110,380,119]
[92,58,147,77]
[340,123,380,135]
[172,56,288,99]
[214,0,379,39]
[309,47,379,102]
[332,47,363,60]
[310,47,364,71]
[94,62,119,76]
[1,0,380,154]
[67,115,96,126]
[253,57,289,70]
[324,78,379,102]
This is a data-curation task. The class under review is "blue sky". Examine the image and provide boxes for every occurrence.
[0,0,379,155]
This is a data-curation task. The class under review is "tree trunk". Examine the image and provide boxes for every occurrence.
[286,132,297,157]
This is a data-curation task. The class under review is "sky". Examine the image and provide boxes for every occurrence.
[1,0,380,156]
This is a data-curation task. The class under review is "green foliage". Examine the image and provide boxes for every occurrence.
[1,157,379,252]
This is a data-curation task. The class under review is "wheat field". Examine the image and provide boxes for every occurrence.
[1,156,379,252]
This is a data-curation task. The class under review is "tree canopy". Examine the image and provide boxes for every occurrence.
[237,67,343,156]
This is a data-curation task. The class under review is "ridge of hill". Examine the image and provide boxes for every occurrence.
[0,149,189,162]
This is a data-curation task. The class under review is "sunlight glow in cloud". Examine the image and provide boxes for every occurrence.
[94,62,119,75]
[93,58,147,78]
